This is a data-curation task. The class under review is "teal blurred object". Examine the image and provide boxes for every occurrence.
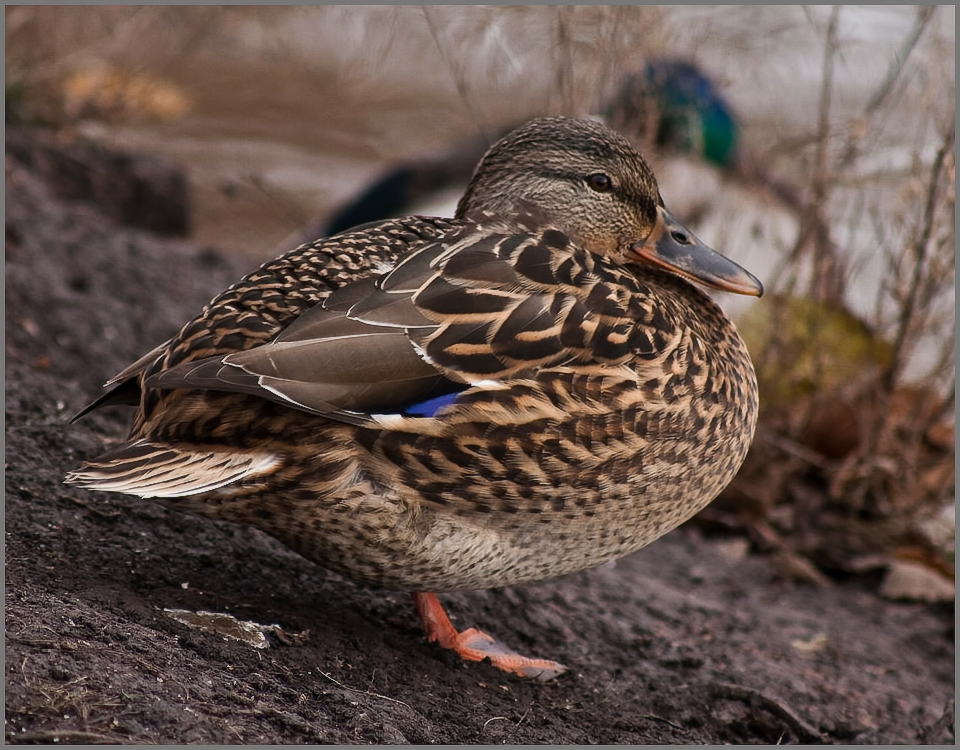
[605,60,739,168]
[324,59,740,236]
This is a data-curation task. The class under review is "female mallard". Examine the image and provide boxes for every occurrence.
[67,116,762,680]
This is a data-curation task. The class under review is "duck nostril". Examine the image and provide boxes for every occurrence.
[671,230,690,244]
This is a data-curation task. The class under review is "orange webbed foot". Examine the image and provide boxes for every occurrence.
[411,592,567,681]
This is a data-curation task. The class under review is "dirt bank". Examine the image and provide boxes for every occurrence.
[5,133,954,744]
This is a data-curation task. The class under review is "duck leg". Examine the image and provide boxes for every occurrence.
[411,592,567,680]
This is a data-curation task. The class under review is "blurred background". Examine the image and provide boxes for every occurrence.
[6,5,955,595]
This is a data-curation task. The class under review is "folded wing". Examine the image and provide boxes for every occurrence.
[147,223,639,426]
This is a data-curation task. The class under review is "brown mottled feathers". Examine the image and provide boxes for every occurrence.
[96,216,458,428]
[66,116,760,594]
[147,218,678,425]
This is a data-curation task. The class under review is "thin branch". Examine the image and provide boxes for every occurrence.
[806,6,844,302]
[316,669,413,711]
[710,682,824,743]
[421,7,490,139]
[836,5,937,171]
[864,6,936,117]
[11,7,156,83]
[882,123,956,390]
[760,8,847,303]
[553,7,575,114]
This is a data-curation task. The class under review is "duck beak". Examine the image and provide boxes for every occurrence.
[628,206,763,297]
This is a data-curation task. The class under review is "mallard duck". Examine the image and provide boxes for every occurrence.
[66,116,762,680]
[322,59,738,237]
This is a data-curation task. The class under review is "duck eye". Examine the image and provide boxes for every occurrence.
[586,173,613,193]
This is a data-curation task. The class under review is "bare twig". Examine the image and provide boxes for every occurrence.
[882,124,956,391]
[864,8,935,118]
[643,713,686,731]
[806,6,845,302]
[238,172,312,229]
[754,426,830,470]
[710,682,824,744]
[758,8,848,305]
[8,7,155,83]
[482,715,510,732]
[835,6,937,173]
[515,703,532,726]
[316,669,412,711]
[553,7,575,114]
[420,7,491,139]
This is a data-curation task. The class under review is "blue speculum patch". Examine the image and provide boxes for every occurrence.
[401,390,464,418]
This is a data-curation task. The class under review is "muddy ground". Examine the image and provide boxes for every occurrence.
[4,131,955,745]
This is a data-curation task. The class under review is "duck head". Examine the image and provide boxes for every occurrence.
[456,116,762,297]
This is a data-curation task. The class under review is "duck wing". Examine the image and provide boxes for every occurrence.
[71,216,460,422]
[146,221,641,427]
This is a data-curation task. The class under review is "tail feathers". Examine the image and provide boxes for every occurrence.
[64,440,279,499]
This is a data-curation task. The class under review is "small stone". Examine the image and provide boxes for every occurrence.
[880,559,954,602]
[712,538,750,564]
